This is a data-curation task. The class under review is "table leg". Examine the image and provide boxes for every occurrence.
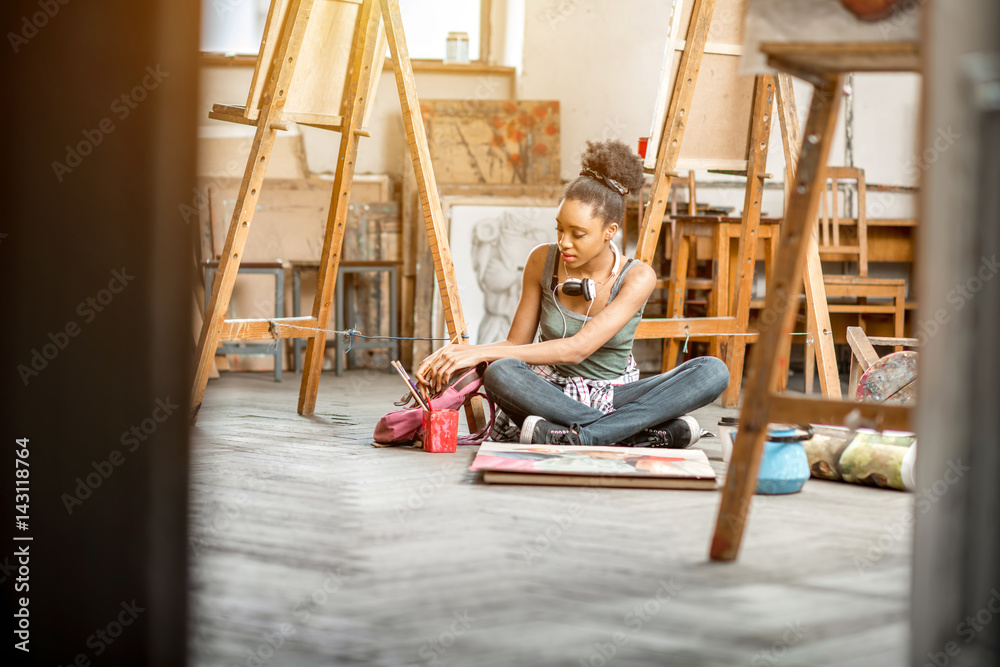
[273,268,283,382]
[335,267,345,376]
[293,268,302,373]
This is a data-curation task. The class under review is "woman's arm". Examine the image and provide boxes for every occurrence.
[416,244,546,391]
[417,252,656,392]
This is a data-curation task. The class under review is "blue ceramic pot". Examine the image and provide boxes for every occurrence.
[755,426,812,495]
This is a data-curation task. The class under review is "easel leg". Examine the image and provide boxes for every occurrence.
[775,73,841,400]
[711,75,844,561]
[805,304,816,394]
[191,0,314,421]
[298,0,382,415]
[722,75,775,408]
[380,0,484,429]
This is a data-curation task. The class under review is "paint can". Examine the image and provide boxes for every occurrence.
[422,409,459,453]
[755,424,813,495]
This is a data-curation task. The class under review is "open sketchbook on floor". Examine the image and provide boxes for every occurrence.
[469,442,718,489]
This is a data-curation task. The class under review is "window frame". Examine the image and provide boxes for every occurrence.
[199,0,492,66]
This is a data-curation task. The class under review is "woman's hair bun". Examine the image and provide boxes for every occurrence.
[580,139,644,195]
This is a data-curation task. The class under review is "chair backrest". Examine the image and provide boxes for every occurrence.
[668,171,698,216]
[817,166,868,277]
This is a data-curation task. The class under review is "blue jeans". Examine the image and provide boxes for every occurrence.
[483,356,730,446]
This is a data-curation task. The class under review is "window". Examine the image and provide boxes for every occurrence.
[398,0,481,61]
[200,0,487,62]
[200,0,269,54]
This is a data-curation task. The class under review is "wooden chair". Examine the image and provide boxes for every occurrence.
[803,167,907,392]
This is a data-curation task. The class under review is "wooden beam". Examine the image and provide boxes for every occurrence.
[722,75,774,408]
[768,395,912,432]
[218,316,319,341]
[635,0,718,264]
[635,317,738,339]
[775,72,841,400]
[711,74,845,562]
[380,0,484,430]
[762,41,921,74]
[299,0,382,415]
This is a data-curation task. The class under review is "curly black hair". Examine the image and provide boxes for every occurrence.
[562,139,644,226]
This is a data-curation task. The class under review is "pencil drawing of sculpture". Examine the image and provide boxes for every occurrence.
[471,212,550,344]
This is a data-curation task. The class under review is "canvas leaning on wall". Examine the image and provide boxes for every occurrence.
[446,198,561,344]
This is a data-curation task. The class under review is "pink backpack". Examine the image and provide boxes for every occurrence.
[373,362,496,445]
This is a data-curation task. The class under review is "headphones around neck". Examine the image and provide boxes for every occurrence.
[552,241,622,302]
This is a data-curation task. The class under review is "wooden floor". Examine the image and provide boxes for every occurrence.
[189,369,913,667]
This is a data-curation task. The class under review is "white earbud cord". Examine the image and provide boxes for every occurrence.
[552,241,622,338]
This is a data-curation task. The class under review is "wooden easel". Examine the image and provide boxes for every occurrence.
[634,0,842,408]
[710,40,919,561]
[190,0,477,424]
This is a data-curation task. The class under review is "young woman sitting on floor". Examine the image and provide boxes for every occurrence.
[416,139,729,448]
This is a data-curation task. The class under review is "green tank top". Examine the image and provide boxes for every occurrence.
[537,243,644,379]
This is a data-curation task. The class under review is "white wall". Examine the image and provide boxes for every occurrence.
[199,5,923,199]
[519,1,674,182]
[517,1,921,215]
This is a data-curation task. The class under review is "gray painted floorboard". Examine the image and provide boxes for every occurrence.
[190,370,913,667]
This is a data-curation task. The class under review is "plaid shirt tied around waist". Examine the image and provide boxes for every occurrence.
[531,354,639,415]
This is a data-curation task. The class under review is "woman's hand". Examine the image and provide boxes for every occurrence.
[416,344,489,394]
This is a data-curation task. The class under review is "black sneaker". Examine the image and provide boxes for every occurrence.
[519,415,579,445]
[630,416,700,449]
